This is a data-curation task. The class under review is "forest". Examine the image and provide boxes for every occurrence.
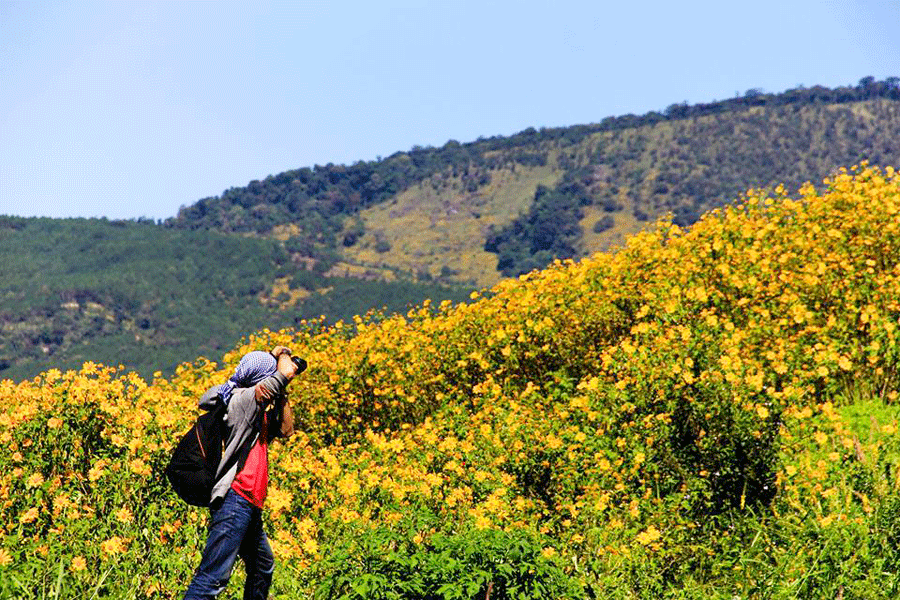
[0,217,470,381]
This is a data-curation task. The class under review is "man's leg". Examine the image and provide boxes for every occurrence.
[184,490,254,600]
[239,508,275,600]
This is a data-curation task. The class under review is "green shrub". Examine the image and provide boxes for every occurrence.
[314,526,580,600]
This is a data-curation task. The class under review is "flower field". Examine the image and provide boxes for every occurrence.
[1,165,899,598]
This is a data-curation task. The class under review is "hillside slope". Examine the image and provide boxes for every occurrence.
[350,99,900,285]
[2,166,898,598]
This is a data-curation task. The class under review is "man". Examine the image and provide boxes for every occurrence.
[183,346,301,600]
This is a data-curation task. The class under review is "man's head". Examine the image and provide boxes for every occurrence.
[218,350,278,401]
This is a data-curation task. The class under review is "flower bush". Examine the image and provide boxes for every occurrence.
[0,165,898,598]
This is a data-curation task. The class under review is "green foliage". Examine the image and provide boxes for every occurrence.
[1,169,900,598]
[0,372,205,599]
[0,217,292,379]
[485,97,900,275]
[314,525,580,600]
[593,215,615,233]
[167,141,542,257]
[485,176,589,277]
[4,82,899,381]
[297,278,471,327]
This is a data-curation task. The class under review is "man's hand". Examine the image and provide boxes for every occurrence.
[271,345,291,359]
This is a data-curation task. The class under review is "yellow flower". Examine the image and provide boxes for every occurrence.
[26,472,45,488]
[336,475,360,498]
[0,548,11,566]
[100,536,128,557]
[636,525,662,546]
[473,470,491,483]
[88,464,106,482]
[115,507,133,523]
[20,507,39,524]
[128,459,151,477]
[302,538,319,555]
[71,556,86,571]
[47,417,63,429]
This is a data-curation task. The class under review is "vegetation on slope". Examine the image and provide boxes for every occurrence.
[1,165,898,598]
[340,161,563,288]
[484,98,900,276]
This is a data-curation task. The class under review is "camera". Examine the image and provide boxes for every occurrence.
[290,355,308,373]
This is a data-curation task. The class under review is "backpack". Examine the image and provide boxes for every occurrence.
[164,399,230,507]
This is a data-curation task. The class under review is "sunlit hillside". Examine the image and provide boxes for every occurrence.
[333,98,900,288]
[1,165,898,598]
[338,160,563,289]
[170,85,900,286]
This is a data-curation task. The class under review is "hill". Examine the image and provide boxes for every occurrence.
[1,165,898,598]
[169,78,900,285]
[2,77,898,382]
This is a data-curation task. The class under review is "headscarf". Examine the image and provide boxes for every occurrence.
[217,350,277,404]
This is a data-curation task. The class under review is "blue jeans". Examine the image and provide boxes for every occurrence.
[184,489,274,600]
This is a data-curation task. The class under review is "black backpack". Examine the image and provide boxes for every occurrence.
[165,399,230,507]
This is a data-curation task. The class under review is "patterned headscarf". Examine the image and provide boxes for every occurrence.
[217,351,277,404]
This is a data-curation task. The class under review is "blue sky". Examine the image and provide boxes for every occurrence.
[1,0,898,220]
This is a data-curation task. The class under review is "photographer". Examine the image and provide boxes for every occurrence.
[183,346,305,600]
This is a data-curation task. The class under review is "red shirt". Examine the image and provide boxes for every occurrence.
[231,412,268,508]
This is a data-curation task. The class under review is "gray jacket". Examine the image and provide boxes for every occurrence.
[198,371,289,505]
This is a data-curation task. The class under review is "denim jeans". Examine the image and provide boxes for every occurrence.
[184,489,274,600]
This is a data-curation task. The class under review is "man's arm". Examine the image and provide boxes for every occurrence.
[267,393,295,441]
[257,351,300,440]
